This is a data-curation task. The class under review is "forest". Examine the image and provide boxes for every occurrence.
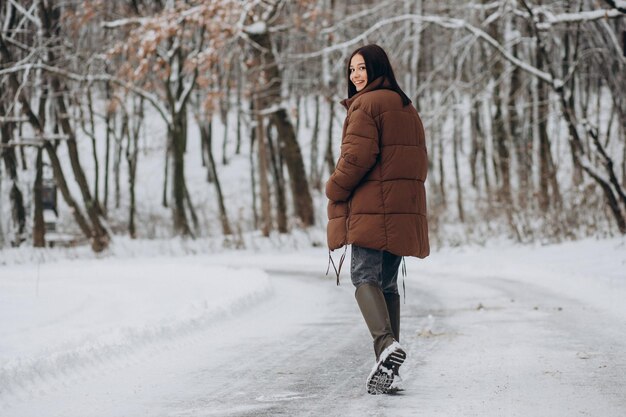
[1,0,625,252]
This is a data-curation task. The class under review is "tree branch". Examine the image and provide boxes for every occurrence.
[602,0,626,14]
[290,14,558,87]
[535,8,625,30]
[101,17,148,29]
[0,62,172,125]
[7,0,41,29]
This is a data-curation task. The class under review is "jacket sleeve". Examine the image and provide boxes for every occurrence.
[325,108,379,202]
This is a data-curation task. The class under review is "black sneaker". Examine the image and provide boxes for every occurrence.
[366,341,406,395]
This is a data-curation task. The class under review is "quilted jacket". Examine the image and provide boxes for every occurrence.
[325,76,429,258]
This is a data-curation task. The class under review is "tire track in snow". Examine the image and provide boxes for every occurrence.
[399,271,626,417]
[164,272,449,417]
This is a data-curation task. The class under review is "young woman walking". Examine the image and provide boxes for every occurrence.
[326,44,430,395]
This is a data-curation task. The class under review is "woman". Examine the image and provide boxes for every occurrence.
[326,44,430,395]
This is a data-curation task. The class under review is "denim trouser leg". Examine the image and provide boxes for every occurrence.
[351,245,402,294]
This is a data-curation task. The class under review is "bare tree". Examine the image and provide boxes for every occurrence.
[103,1,241,237]
[241,0,316,227]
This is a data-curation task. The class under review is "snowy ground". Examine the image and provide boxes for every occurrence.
[1,236,625,416]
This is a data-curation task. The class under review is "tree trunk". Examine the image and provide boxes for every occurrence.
[556,92,626,233]
[453,98,464,222]
[415,1,429,109]
[587,123,626,216]
[33,147,45,247]
[493,98,512,206]
[126,97,143,239]
[18,144,27,171]
[469,98,481,191]
[54,107,110,250]
[266,121,288,233]
[33,82,47,251]
[410,0,422,96]
[103,81,113,215]
[525,6,624,231]
[127,142,138,239]
[437,118,446,208]
[39,2,109,251]
[203,121,215,183]
[622,121,626,187]
[476,47,493,201]
[162,137,170,208]
[296,95,302,139]
[0,170,4,248]
[208,121,215,182]
[247,29,315,227]
[271,108,315,226]
[486,18,512,207]
[249,107,259,229]
[309,94,321,189]
[86,86,100,206]
[0,101,26,245]
[255,100,272,237]
[114,115,125,209]
[44,141,94,239]
[236,59,242,155]
[509,41,530,209]
[324,98,336,177]
[184,183,200,232]
[0,32,94,245]
[221,103,229,166]
[200,120,233,235]
[170,112,193,236]
[304,95,310,129]
[562,17,584,186]
[536,51,562,211]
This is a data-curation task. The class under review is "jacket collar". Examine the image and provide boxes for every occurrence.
[340,76,392,110]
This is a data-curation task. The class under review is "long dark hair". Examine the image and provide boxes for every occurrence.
[346,44,411,106]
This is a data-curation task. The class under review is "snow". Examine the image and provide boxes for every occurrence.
[0,257,270,407]
[244,21,267,35]
[1,236,625,416]
[409,236,626,320]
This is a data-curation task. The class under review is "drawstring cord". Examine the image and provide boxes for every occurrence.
[326,246,348,285]
[327,248,405,295]
[401,256,407,304]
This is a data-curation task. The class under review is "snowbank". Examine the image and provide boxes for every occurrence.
[0,257,271,397]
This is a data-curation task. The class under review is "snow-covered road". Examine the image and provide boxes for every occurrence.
[1,238,625,416]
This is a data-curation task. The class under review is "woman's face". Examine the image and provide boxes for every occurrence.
[349,54,367,92]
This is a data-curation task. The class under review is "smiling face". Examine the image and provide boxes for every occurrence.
[349,54,368,92]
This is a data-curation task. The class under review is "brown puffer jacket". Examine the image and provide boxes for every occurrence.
[325,76,429,258]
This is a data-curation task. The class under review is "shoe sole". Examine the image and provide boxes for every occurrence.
[367,348,406,395]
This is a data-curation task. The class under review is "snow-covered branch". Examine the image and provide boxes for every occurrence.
[102,11,191,30]
[101,17,148,29]
[244,21,268,35]
[102,4,222,29]
[291,14,558,87]
[0,134,70,148]
[0,62,172,125]
[174,79,196,115]
[535,8,625,30]
[7,0,41,29]
[320,2,390,35]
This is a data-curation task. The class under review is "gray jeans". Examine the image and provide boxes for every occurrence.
[350,245,402,294]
